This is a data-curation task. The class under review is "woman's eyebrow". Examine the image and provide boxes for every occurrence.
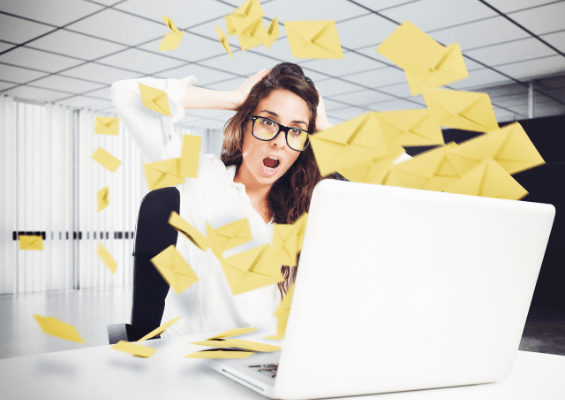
[258,110,308,127]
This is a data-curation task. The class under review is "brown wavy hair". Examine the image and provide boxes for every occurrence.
[221,62,322,298]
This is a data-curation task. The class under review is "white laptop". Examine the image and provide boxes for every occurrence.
[206,179,555,400]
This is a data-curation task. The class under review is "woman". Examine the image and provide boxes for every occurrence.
[112,62,331,337]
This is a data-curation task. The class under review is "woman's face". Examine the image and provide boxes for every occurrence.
[239,89,310,186]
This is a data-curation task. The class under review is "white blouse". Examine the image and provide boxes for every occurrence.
[111,76,280,337]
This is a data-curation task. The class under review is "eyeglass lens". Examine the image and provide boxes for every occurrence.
[253,117,309,151]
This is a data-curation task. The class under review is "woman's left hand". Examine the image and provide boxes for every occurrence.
[315,92,332,132]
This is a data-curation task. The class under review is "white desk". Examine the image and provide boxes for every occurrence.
[1,331,564,400]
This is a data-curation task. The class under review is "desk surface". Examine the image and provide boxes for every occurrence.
[1,331,564,400]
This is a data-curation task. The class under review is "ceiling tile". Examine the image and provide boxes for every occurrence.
[368,98,426,112]
[299,51,385,78]
[2,84,69,102]
[508,2,565,35]
[377,82,414,98]
[0,47,83,72]
[485,0,558,13]
[342,67,407,88]
[465,37,556,67]
[255,36,301,64]
[55,95,114,110]
[322,98,348,111]
[164,63,236,85]
[0,80,18,91]
[95,48,186,74]
[137,33,226,63]
[493,110,519,122]
[430,16,529,51]
[27,29,127,61]
[538,88,565,102]
[0,0,104,26]
[328,88,396,106]
[185,109,235,120]
[326,106,366,120]
[63,62,143,85]
[532,102,565,117]
[496,55,565,80]
[114,0,234,29]
[503,104,529,118]
[448,68,512,90]
[541,30,565,53]
[0,14,55,44]
[85,86,112,100]
[351,0,425,12]
[352,45,396,67]
[380,0,497,32]
[490,93,528,107]
[202,77,247,90]
[31,74,106,94]
[337,13,399,49]
[65,8,165,46]
[189,17,242,49]
[198,51,283,76]
[0,41,16,52]
[262,0,370,23]
[311,78,362,96]
[483,83,528,98]
[0,63,49,83]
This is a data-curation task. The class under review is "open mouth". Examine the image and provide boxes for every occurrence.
[263,156,280,169]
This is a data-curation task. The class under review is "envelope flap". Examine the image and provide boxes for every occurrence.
[209,327,258,340]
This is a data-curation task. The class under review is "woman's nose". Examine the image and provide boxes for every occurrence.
[271,129,287,148]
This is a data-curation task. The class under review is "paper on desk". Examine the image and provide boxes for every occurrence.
[169,211,209,251]
[138,83,172,116]
[338,146,405,184]
[443,158,528,200]
[284,20,344,59]
[376,20,468,96]
[265,284,294,340]
[91,147,122,172]
[97,243,118,274]
[18,234,44,251]
[191,338,281,352]
[185,348,254,359]
[143,158,185,190]
[310,112,388,176]
[94,116,119,135]
[137,316,182,343]
[180,134,201,178]
[33,314,86,344]
[151,245,199,294]
[272,212,309,266]
[158,15,185,51]
[422,87,498,132]
[215,25,234,58]
[376,109,444,146]
[207,218,253,258]
[97,186,109,212]
[444,122,545,176]
[265,17,280,50]
[219,244,284,295]
[111,340,156,358]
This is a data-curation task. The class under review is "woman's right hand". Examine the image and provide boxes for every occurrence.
[233,69,270,109]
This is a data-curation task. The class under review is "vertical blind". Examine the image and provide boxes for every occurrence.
[0,94,222,295]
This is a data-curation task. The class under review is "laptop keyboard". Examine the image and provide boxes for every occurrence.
[249,363,278,378]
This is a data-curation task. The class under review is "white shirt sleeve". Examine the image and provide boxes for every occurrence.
[110,76,197,162]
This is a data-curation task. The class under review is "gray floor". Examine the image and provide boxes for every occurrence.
[0,288,564,360]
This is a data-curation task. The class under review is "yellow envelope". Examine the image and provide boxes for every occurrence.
[138,83,172,116]
[310,112,388,176]
[185,349,254,359]
[111,340,156,358]
[91,147,122,172]
[265,284,294,340]
[376,109,444,146]
[225,0,265,35]
[272,213,309,267]
[206,218,253,258]
[376,20,468,96]
[385,142,460,192]
[97,186,109,212]
[265,17,280,50]
[94,116,119,135]
[168,211,209,251]
[97,243,117,274]
[208,327,258,339]
[219,244,284,295]
[215,25,234,58]
[422,87,499,132]
[443,158,528,200]
[339,146,405,185]
[191,338,281,352]
[444,122,545,176]
[33,314,85,344]
[285,20,344,59]
[151,245,199,294]
[158,15,185,51]
[180,134,201,178]
[233,16,268,51]
[143,158,185,190]
[19,235,44,251]
[138,316,182,343]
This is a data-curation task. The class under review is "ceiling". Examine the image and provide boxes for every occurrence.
[1,0,564,130]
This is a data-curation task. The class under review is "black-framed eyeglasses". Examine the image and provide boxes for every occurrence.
[247,116,310,152]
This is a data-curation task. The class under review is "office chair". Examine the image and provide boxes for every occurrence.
[107,187,179,344]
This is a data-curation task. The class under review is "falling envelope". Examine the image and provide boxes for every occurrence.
[310,112,388,177]
[285,20,344,59]
[422,87,499,132]
[376,109,444,146]
[443,158,528,200]
[94,116,119,135]
[186,349,254,359]
[232,15,268,50]
[111,340,156,358]
[138,316,182,342]
[138,83,172,116]
[265,17,280,49]
[265,284,295,340]
[97,243,118,274]
[215,25,234,58]
[143,158,185,190]
[91,147,122,172]
[33,314,86,344]
[272,223,301,266]
[151,245,199,294]
[444,122,545,176]
[97,186,109,212]
[339,146,405,185]
[206,218,253,258]
[19,235,44,251]
[168,211,209,251]
[190,338,281,352]
[180,134,201,178]
[158,15,185,51]
[208,327,258,339]
[225,0,265,35]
